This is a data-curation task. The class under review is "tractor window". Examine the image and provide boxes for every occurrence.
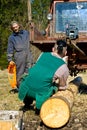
[55,2,87,33]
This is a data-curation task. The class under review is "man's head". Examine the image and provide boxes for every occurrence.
[10,21,20,33]
[53,40,67,58]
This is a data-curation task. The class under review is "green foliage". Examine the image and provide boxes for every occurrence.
[0,52,8,70]
[31,0,50,30]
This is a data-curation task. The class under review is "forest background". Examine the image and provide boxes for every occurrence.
[0,0,51,69]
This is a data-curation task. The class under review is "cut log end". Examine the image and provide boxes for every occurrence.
[40,97,70,128]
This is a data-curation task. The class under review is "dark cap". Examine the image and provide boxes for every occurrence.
[56,40,67,47]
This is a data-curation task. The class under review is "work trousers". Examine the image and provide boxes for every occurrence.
[14,50,31,87]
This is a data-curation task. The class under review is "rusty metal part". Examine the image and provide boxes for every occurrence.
[71,40,86,56]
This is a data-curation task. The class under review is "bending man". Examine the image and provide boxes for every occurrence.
[18,40,69,110]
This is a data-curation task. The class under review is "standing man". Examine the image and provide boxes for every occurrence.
[18,40,69,111]
[7,21,33,90]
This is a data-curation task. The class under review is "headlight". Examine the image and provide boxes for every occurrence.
[47,13,52,20]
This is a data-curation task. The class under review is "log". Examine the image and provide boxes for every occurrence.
[40,77,82,128]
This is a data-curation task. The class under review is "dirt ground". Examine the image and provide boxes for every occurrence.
[0,69,87,130]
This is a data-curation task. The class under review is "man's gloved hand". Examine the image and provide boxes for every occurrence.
[9,61,15,65]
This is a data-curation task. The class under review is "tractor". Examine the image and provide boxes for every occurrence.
[29,0,87,76]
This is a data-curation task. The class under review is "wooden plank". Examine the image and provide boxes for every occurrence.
[0,121,17,130]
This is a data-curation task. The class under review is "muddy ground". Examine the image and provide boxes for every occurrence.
[0,69,87,130]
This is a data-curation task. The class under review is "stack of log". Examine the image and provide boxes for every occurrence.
[40,77,82,128]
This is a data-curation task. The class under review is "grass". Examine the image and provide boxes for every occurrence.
[0,69,23,110]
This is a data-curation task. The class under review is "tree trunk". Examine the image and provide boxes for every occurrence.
[27,0,32,22]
